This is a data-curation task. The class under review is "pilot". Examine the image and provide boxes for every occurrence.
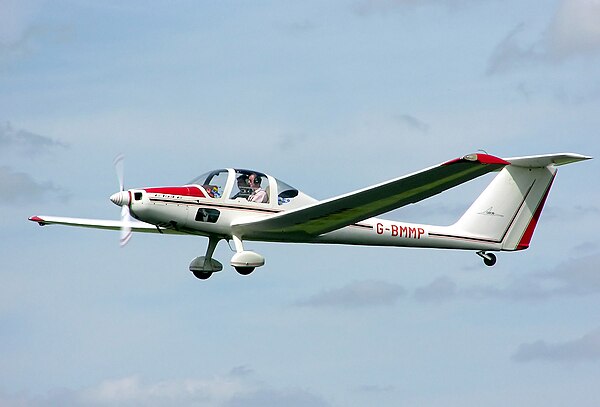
[248,173,268,203]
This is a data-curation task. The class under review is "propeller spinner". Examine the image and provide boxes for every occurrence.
[112,154,133,247]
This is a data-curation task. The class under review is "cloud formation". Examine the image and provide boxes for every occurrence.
[513,327,600,363]
[487,0,600,74]
[0,0,42,45]
[0,0,48,63]
[414,276,457,302]
[414,253,600,302]
[0,122,67,155]
[546,0,600,59]
[295,252,600,309]
[354,0,485,15]
[0,166,63,204]
[225,388,330,407]
[395,114,429,134]
[296,280,406,307]
[277,132,309,151]
[355,384,395,393]
[0,369,330,407]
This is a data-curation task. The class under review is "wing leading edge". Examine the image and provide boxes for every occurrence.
[28,215,182,234]
[232,153,510,239]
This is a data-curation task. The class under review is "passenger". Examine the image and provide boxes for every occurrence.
[248,173,268,203]
[232,174,251,199]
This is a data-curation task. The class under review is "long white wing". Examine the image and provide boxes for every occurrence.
[232,154,510,240]
[29,215,182,234]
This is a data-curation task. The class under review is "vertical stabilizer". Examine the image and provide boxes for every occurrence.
[450,166,555,250]
[448,153,590,251]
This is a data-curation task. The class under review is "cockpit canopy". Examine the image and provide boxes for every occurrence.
[188,169,313,207]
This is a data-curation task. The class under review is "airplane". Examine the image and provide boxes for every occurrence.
[29,152,591,280]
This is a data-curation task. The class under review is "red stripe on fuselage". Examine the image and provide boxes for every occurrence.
[144,186,205,197]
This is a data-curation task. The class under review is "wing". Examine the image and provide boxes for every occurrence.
[29,215,182,234]
[232,153,510,240]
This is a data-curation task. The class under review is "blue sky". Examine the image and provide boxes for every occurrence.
[1,0,600,405]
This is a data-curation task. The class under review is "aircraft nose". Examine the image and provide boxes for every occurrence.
[110,191,130,207]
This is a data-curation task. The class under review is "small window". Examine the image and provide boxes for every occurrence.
[195,208,220,223]
[134,192,143,201]
[276,178,299,205]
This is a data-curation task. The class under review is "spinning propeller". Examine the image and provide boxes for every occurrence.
[110,154,133,247]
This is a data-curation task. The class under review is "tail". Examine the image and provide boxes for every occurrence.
[449,153,591,251]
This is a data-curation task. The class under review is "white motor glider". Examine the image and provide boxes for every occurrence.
[29,152,591,279]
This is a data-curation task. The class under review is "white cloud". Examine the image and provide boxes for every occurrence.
[487,0,600,74]
[0,370,330,407]
[0,122,67,155]
[0,0,48,63]
[296,280,406,307]
[394,114,429,134]
[354,0,486,15]
[546,0,600,59]
[0,0,43,46]
[224,388,330,407]
[412,253,600,302]
[77,375,246,406]
[414,276,457,302]
[355,384,396,393]
[486,23,538,75]
[513,327,600,363]
[0,166,63,204]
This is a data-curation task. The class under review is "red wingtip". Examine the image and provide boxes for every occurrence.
[443,153,510,166]
[29,216,46,225]
[475,153,511,166]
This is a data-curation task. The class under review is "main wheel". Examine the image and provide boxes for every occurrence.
[235,266,255,276]
[483,253,497,267]
[192,270,212,280]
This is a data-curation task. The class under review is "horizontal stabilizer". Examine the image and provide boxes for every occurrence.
[506,153,591,168]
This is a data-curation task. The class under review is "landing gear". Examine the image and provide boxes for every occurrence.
[189,236,223,280]
[483,253,496,267]
[476,251,497,267]
[235,266,255,276]
[192,270,213,280]
[189,235,266,279]
[230,235,265,276]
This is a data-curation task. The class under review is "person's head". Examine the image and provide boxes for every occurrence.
[237,174,249,188]
[248,173,262,189]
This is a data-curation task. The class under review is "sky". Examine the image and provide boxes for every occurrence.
[1,0,600,405]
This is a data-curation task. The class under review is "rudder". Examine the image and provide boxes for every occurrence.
[450,165,556,251]
[449,152,591,250]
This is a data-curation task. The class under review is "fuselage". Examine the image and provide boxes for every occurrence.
[123,167,500,252]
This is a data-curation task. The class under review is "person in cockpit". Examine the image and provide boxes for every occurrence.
[232,174,252,199]
[248,173,268,203]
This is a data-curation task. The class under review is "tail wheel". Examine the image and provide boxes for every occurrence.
[483,253,497,267]
[235,266,255,276]
[476,251,497,267]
